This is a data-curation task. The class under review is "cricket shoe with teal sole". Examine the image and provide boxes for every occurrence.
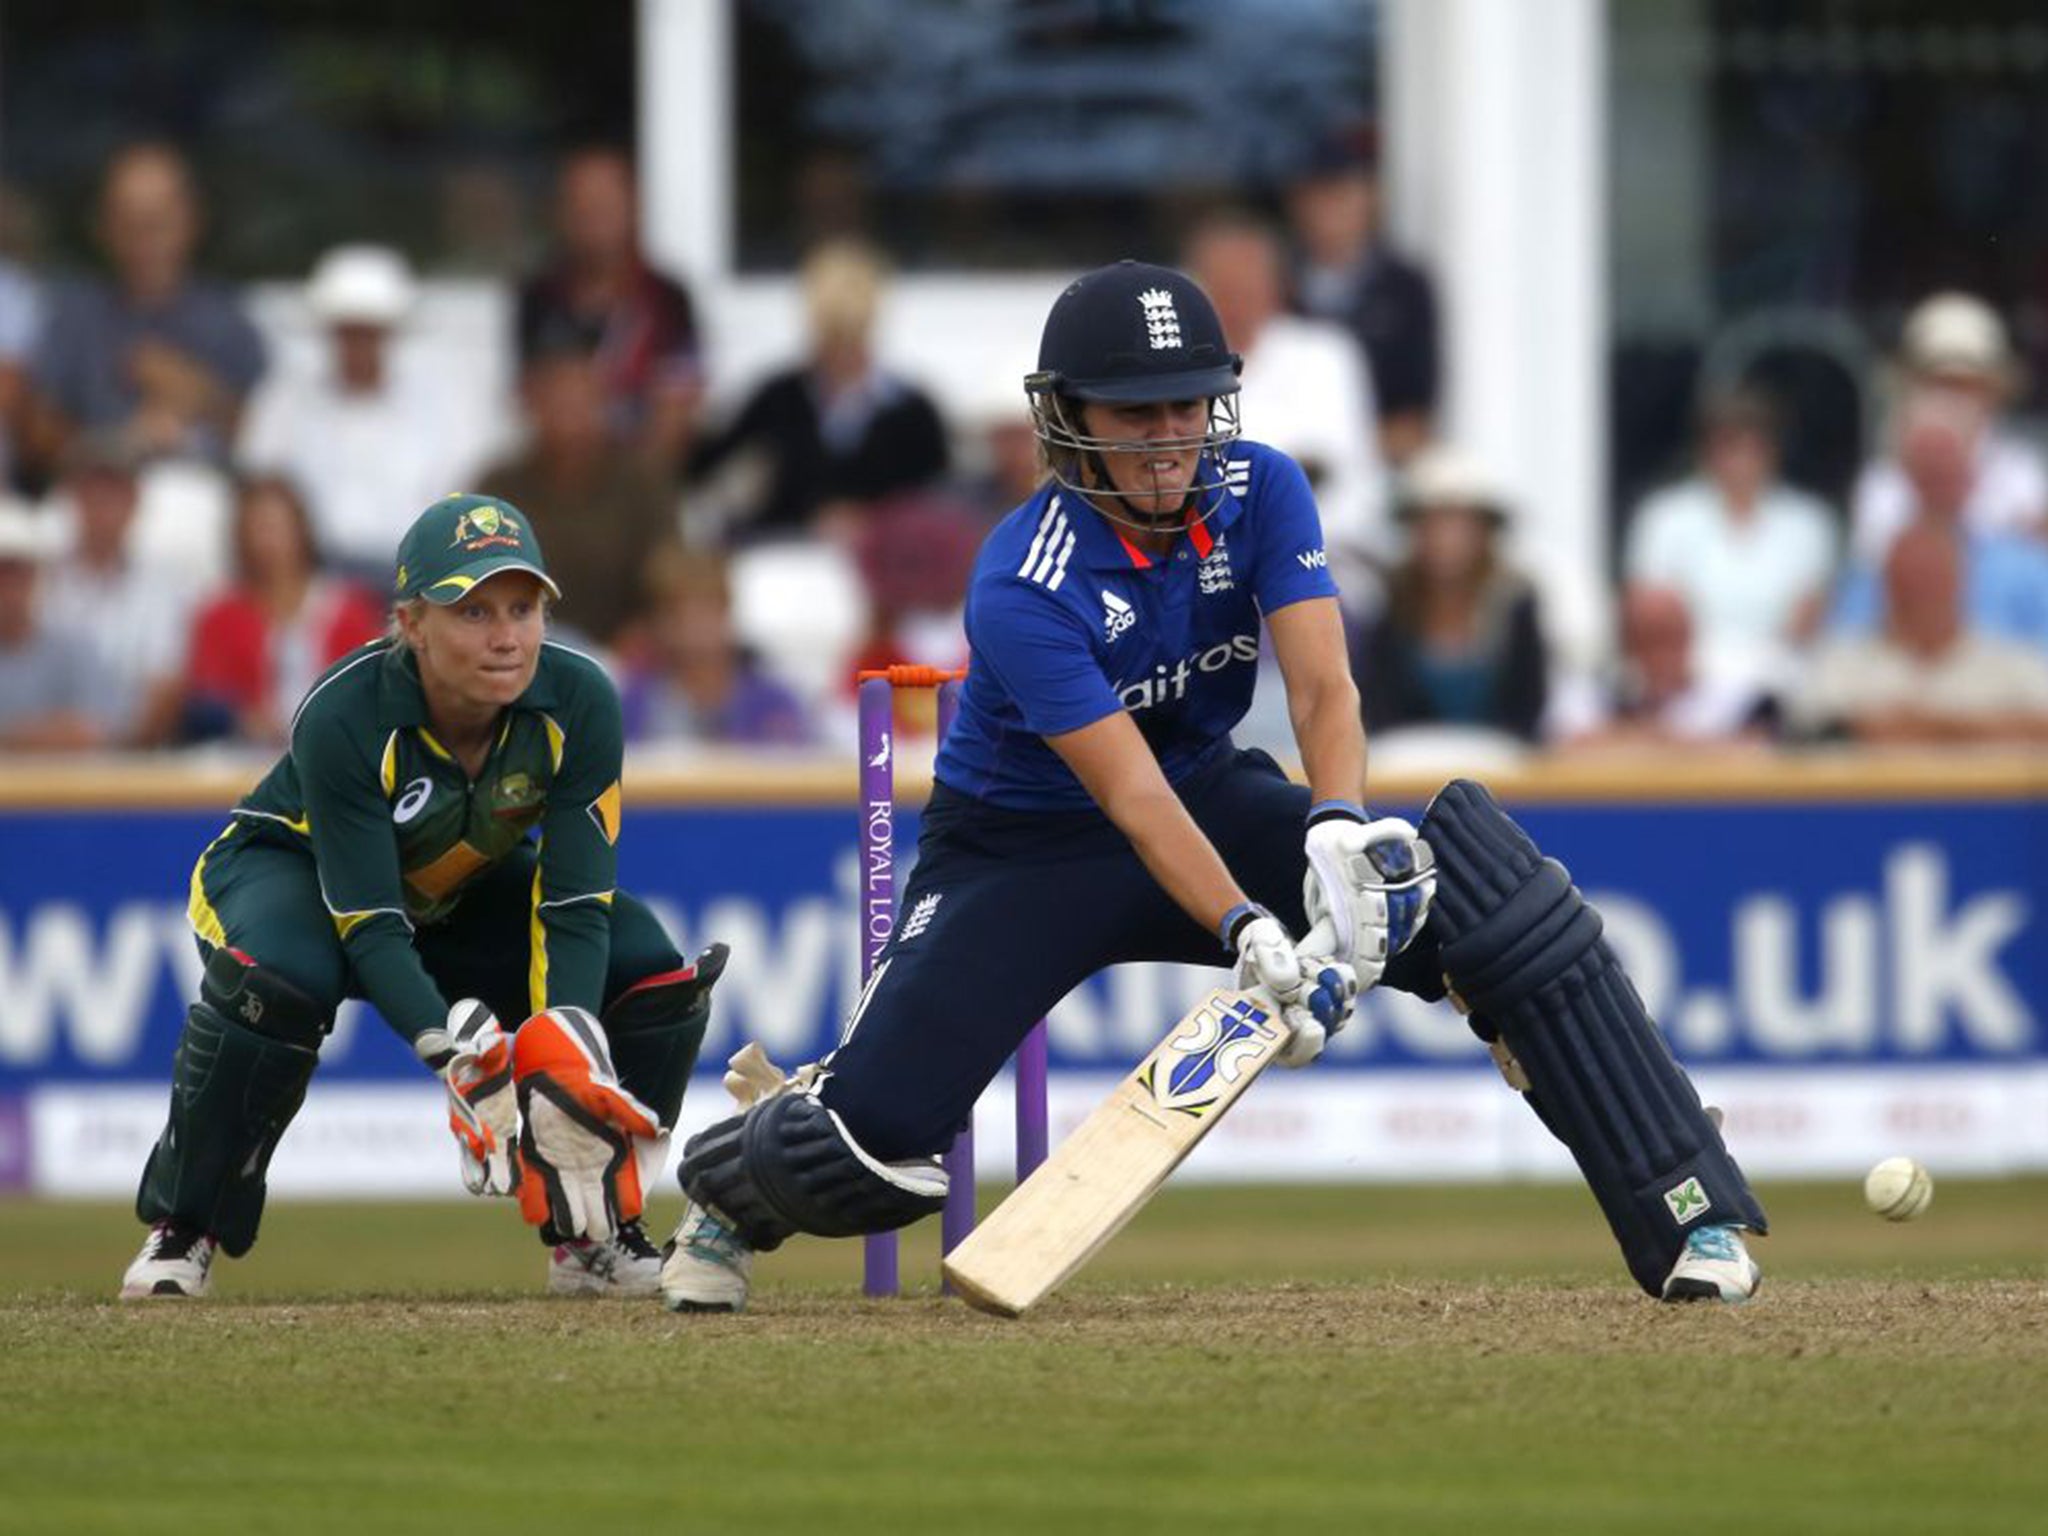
[120,1220,218,1299]
[659,1200,752,1313]
[547,1218,664,1298]
[1660,1223,1761,1303]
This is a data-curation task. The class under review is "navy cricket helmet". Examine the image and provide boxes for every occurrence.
[1026,260,1244,525]
[1032,260,1242,402]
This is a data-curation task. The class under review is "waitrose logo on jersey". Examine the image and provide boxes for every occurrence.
[1112,633,1260,711]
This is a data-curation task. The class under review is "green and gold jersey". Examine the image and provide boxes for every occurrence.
[225,638,625,1042]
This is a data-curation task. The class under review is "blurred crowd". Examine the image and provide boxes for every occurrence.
[2,133,2045,762]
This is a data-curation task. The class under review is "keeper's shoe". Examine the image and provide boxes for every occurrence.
[659,1200,752,1313]
[1660,1223,1761,1304]
[120,1221,217,1300]
[547,1218,664,1298]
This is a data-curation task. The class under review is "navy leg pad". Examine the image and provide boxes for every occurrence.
[679,1092,947,1253]
[1422,779,1768,1294]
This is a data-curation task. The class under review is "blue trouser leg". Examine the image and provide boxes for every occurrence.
[818,802,1159,1162]
[818,747,1442,1162]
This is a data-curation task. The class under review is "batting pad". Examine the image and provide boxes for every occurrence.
[1422,779,1768,1295]
[680,1092,948,1252]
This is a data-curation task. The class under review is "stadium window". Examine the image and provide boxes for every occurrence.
[732,0,1382,272]
[0,0,635,280]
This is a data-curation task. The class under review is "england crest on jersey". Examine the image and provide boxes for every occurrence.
[1197,536,1234,595]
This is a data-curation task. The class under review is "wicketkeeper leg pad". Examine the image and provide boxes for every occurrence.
[678,1092,948,1253]
[1421,779,1768,1294]
[602,943,726,1132]
[135,948,328,1256]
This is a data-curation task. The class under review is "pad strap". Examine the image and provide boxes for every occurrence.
[201,946,329,1049]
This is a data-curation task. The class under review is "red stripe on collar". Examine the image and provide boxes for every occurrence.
[1114,530,1153,569]
[1187,517,1215,559]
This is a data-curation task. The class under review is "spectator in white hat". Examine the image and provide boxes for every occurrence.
[1827,389,2048,654]
[0,497,113,750]
[239,244,483,578]
[1847,292,2047,564]
[1353,447,1549,743]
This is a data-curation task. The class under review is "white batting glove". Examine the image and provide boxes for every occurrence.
[1302,802,1437,987]
[1224,904,1359,1069]
[417,1000,520,1198]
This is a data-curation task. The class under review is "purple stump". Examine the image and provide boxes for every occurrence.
[858,675,899,1297]
[936,679,976,1276]
[941,1126,976,1263]
[1015,1019,1050,1180]
[0,1094,28,1193]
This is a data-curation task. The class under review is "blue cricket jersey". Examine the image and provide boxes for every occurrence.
[936,440,1340,809]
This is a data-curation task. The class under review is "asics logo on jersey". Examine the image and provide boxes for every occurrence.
[1102,589,1136,642]
[1296,547,1329,570]
[1138,288,1182,350]
[393,777,434,824]
[1113,633,1259,711]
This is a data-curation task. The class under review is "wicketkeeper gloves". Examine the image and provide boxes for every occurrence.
[419,1000,521,1198]
[511,1007,663,1243]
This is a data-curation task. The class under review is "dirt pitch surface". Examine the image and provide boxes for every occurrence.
[4,1182,2042,1535]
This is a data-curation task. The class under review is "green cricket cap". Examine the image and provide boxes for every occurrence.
[393,494,561,605]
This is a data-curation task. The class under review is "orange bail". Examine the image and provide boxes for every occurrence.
[856,665,967,689]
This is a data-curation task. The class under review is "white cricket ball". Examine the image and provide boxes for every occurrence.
[1863,1156,1934,1221]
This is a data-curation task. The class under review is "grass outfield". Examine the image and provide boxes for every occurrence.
[3,1180,2043,1535]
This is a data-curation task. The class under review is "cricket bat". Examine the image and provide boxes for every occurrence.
[942,988,1291,1317]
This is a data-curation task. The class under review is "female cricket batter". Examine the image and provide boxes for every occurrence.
[659,262,1766,1313]
[121,494,724,1300]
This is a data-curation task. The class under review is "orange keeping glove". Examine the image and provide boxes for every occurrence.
[512,1007,662,1242]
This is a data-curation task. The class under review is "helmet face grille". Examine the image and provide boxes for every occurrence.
[1025,385,1244,532]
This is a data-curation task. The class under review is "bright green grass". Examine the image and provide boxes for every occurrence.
[3,1181,2042,1536]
